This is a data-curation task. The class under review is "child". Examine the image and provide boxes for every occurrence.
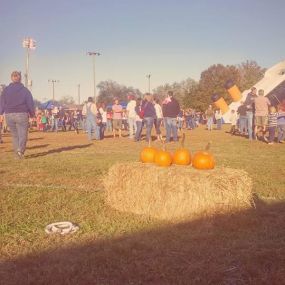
[98,104,107,140]
[41,113,48,132]
[36,112,42,131]
[177,110,184,131]
[267,106,277,145]
[229,109,238,135]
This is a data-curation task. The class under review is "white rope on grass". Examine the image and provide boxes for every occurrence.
[45,221,79,235]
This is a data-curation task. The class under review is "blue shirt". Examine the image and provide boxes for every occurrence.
[0,82,35,116]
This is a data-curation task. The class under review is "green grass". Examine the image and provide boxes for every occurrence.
[0,126,284,284]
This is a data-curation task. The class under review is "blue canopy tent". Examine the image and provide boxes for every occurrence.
[40,100,62,110]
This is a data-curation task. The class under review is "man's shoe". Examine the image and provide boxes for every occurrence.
[17,151,24,159]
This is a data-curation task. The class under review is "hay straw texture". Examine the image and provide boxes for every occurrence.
[104,162,253,221]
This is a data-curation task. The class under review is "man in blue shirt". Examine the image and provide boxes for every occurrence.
[244,87,257,140]
[162,91,181,142]
[0,71,35,158]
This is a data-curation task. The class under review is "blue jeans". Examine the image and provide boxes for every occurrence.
[106,119,112,132]
[246,111,254,140]
[268,126,276,143]
[82,118,87,132]
[216,119,222,130]
[207,117,213,130]
[128,117,137,138]
[278,125,285,142]
[190,117,196,129]
[164,117,178,142]
[239,116,248,134]
[51,117,58,132]
[100,123,106,140]
[86,116,98,140]
[185,116,190,129]
[154,118,162,135]
[177,120,183,130]
[144,117,154,142]
[135,121,143,141]
[186,117,195,129]
[5,112,29,154]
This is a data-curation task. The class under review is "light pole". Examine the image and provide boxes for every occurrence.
[87,51,101,103]
[48,79,59,102]
[146,74,151,93]
[22,37,36,89]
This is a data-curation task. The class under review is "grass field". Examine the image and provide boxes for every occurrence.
[0,126,284,285]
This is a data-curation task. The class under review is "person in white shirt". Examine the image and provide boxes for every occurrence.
[51,106,59,132]
[126,93,137,139]
[98,103,107,139]
[214,109,222,130]
[134,98,143,141]
[82,97,100,140]
[154,98,163,141]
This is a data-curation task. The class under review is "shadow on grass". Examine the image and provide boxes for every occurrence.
[103,134,133,139]
[1,133,10,138]
[28,137,44,141]
[1,199,284,284]
[25,144,92,159]
[26,144,50,150]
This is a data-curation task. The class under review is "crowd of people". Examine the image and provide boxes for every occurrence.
[81,91,182,143]
[201,87,285,144]
[0,71,284,159]
[22,91,208,142]
[226,87,285,144]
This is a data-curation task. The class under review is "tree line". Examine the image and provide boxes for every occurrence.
[38,60,265,111]
[97,60,265,111]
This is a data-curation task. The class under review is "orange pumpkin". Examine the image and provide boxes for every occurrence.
[140,141,158,163]
[155,150,172,167]
[173,133,191,165]
[192,143,215,170]
[154,140,172,167]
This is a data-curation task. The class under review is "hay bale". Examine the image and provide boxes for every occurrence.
[103,162,253,221]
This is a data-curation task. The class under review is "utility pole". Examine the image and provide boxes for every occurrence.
[78,84,81,105]
[48,79,59,102]
[87,51,101,103]
[146,74,151,93]
[22,37,36,90]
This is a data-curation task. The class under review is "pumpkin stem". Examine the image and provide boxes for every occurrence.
[148,139,151,147]
[181,132,185,148]
[205,141,212,151]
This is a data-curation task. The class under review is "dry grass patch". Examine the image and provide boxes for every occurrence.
[104,162,253,220]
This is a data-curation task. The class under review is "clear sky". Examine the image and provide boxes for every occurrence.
[1,0,284,102]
